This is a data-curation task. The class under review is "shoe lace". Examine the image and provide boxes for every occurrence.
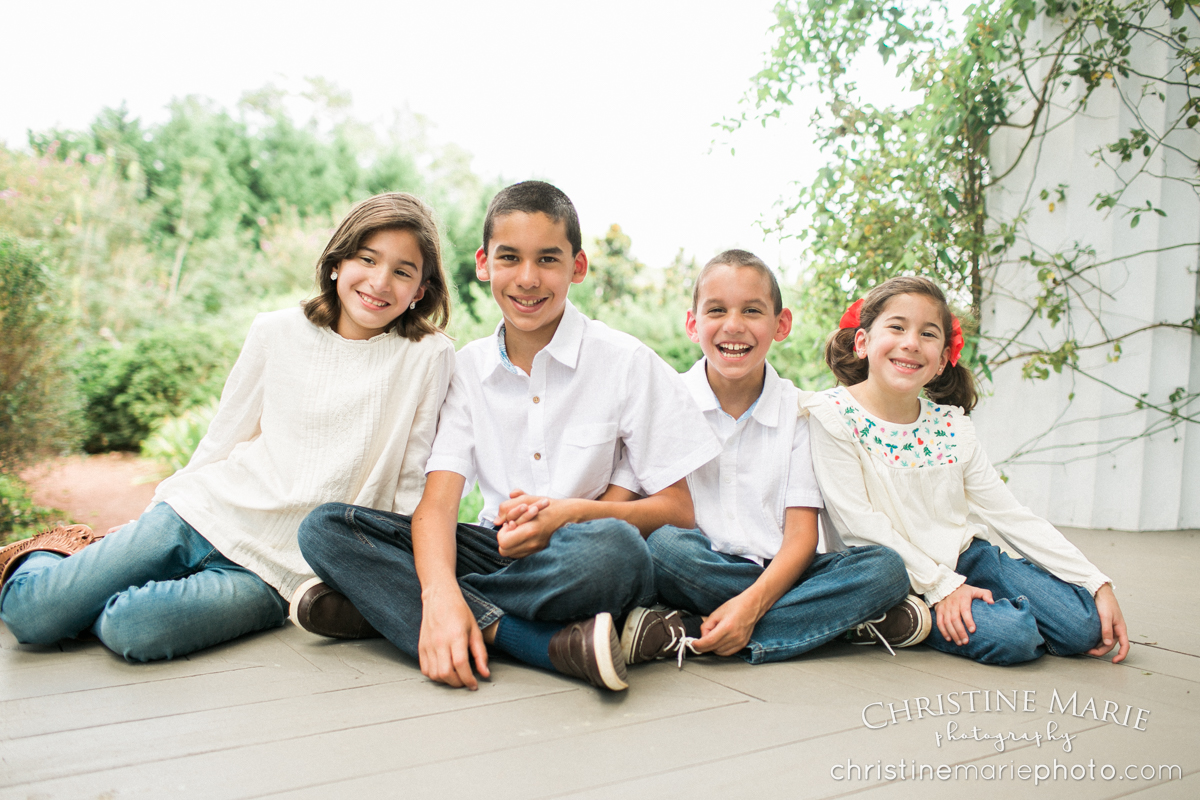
[854,616,896,657]
[676,636,701,669]
[663,628,700,668]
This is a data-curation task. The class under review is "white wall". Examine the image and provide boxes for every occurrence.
[975,12,1200,531]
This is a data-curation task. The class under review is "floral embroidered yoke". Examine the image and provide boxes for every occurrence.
[829,386,959,468]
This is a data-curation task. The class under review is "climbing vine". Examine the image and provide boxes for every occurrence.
[731,0,1200,461]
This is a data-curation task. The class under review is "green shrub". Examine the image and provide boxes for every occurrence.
[76,326,238,452]
[0,474,67,545]
[458,484,484,524]
[140,398,219,477]
[0,235,81,474]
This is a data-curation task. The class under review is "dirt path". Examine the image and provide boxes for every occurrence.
[21,453,164,533]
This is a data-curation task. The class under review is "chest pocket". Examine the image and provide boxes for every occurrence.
[556,422,618,499]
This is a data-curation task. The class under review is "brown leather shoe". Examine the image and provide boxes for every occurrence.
[0,524,105,587]
[288,577,381,639]
[547,612,628,691]
[846,594,933,654]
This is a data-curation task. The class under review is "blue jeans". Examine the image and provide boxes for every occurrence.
[647,526,911,663]
[0,502,288,662]
[925,538,1101,665]
[297,503,657,659]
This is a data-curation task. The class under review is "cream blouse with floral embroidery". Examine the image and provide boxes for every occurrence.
[830,387,961,468]
[801,387,1111,605]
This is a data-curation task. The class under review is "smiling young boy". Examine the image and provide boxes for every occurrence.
[619,250,927,666]
[294,181,719,691]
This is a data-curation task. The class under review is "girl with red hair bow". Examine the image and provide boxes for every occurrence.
[800,276,1128,666]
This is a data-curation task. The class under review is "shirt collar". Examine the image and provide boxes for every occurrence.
[683,359,720,412]
[683,358,782,426]
[541,300,585,369]
[750,361,783,427]
[489,300,587,377]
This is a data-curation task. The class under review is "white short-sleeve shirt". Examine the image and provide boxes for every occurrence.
[426,301,720,526]
[682,359,823,564]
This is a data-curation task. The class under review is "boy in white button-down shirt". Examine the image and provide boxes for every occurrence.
[297,182,719,692]
[619,250,923,666]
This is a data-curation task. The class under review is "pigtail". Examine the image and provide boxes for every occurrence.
[824,327,869,386]
[924,362,978,413]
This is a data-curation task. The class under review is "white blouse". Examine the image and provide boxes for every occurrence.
[152,307,455,599]
[802,388,1111,604]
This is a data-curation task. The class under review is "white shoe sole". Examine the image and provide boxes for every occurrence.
[594,612,628,691]
[288,576,326,629]
[895,597,933,647]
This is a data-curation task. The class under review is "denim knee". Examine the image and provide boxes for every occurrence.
[854,545,911,606]
[93,592,176,662]
[646,525,700,561]
[0,554,64,644]
[966,597,1044,666]
[560,518,654,606]
[1042,594,1102,656]
[297,503,355,568]
[580,519,651,577]
[646,524,689,548]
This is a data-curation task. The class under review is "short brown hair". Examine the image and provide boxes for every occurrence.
[824,275,977,412]
[482,181,581,255]
[303,193,450,341]
[692,249,783,315]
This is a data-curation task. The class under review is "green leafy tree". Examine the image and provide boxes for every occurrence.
[0,235,80,473]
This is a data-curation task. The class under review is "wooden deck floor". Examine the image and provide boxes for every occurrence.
[2,528,1197,799]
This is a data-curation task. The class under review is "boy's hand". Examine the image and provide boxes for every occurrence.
[694,590,765,656]
[494,489,550,528]
[495,489,574,558]
[933,583,994,646]
[496,509,561,558]
[1087,583,1130,664]
[418,585,490,690]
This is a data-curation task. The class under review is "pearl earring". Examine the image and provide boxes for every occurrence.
[330,270,338,281]
[410,301,417,310]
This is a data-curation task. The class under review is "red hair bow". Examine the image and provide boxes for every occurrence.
[841,297,966,368]
[839,298,864,329]
[948,316,964,367]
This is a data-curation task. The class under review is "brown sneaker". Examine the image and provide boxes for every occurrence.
[0,525,104,587]
[547,612,628,691]
[620,606,700,667]
[846,595,933,655]
[288,577,380,639]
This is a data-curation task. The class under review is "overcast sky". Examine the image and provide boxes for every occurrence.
[2,1,905,270]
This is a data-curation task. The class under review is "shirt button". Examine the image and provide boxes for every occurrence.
[534,453,541,461]
[532,396,540,404]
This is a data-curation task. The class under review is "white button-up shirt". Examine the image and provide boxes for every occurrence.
[682,359,823,564]
[427,302,720,526]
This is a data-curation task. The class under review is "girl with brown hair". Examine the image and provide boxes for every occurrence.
[0,193,454,661]
[802,276,1129,666]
